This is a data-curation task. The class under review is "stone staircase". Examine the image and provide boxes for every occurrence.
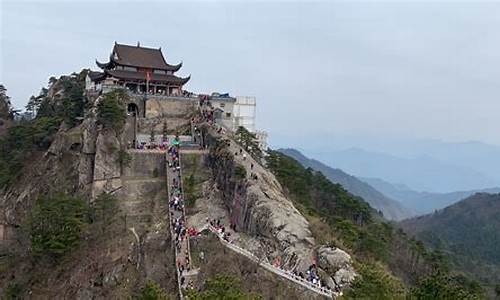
[160,112,337,299]
[165,147,198,299]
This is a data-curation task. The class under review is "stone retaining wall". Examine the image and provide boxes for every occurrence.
[124,151,166,178]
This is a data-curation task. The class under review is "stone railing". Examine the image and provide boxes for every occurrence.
[207,225,336,299]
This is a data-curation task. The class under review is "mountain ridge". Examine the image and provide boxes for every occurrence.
[278,148,416,221]
[308,147,499,193]
[363,176,500,214]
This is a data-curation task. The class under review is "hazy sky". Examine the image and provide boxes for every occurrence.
[2,0,500,148]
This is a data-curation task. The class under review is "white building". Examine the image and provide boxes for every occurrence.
[202,93,269,151]
[232,96,268,151]
[233,96,256,132]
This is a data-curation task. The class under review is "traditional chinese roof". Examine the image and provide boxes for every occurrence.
[88,71,106,81]
[96,42,182,72]
[105,69,190,85]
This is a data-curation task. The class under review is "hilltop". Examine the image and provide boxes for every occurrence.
[0,60,485,298]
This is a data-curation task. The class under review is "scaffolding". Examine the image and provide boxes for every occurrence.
[232,96,256,132]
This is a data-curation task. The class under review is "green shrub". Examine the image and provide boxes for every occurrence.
[234,165,247,180]
[344,263,405,299]
[89,193,119,234]
[235,126,262,160]
[187,274,261,300]
[97,89,127,132]
[135,281,169,300]
[0,84,13,120]
[410,272,483,299]
[28,193,88,260]
[116,149,132,174]
[3,282,22,299]
[184,174,197,207]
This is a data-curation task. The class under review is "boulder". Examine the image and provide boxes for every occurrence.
[317,246,357,288]
[317,246,352,272]
[334,265,357,288]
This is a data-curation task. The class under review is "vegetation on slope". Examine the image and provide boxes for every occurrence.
[182,154,211,208]
[0,84,14,121]
[279,148,415,220]
[135,281,170,300]
[0,72,88,190]
[26,71,87,126]
[28,193,88,260]
[400,193,500,286]
[96,89,128,132]
[0,116,61,188]
[235,126,263,160]
[1,76,178,298]
[187,274,261,300]
[266,150,484,299]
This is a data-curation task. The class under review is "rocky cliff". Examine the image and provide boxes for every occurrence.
[0,84,177,298]
[201,128,357,291]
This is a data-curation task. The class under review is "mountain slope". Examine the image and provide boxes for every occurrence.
[279,148,416,221]
[268,150,483,299]
[400,193,500,284]
[363,176,500,214]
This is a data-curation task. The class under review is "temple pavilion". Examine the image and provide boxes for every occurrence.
[87,42,190,96]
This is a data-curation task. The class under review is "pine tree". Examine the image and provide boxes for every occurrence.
[0,84,12,120]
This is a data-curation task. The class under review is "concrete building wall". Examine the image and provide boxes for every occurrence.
[233,96,256,132]
[211,98,236,130]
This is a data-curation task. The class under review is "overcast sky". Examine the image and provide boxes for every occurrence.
[2,0,500,148]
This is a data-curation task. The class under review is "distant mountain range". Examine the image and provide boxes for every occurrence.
[361,177,500,214]
[278,148,416,221]
[399,193,500,284]
[307,147,499,193]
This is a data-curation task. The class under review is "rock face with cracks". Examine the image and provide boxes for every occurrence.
[206,134,314,271]
[0,90,177,298]
[203,128,357,291]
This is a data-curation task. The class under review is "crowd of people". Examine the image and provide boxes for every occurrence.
[207,215,334,294]
[167,142,193,288]
[287,264,333,292]
[131,140,170,150]
[208,218,232,242]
